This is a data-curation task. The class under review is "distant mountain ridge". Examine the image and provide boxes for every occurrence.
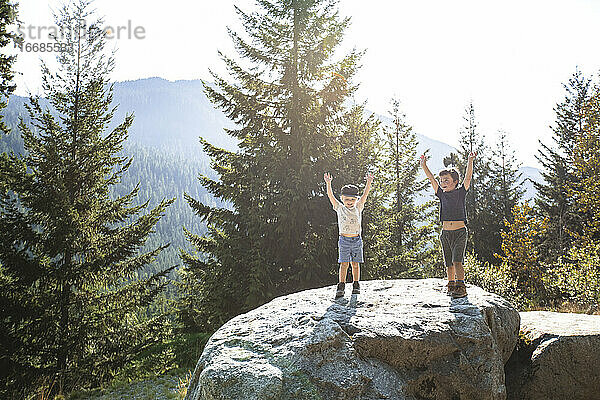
[3,76,541,200]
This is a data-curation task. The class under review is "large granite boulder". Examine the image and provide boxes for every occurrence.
[505,311,600,400]
[185,279,520,400]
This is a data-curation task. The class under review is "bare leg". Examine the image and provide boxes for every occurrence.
[351,261,360,282]
[339,262,350,283]
[446,265,456,281]
[454,262,464,281]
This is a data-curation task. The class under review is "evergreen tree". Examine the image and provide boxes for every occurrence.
[0,0,21,135]
[534,68,591,260]
[488,130,524,260]
[570,75,600,245]
[0,0,175,396]
[443,102,494,262]
[544,78,600,311]
[1,106,212,287]
[178,0,377,331]
[369,98,436,278]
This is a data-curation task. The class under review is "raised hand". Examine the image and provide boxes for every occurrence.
[365,172,374,182]
[468,151,478,162]
[419,154,428,167]
[324,172,333,183]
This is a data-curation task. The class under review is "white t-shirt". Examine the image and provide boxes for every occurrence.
[333,200,363,235]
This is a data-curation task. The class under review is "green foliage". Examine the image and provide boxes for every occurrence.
[175,332,211,370]
[570,78,600,246]
[471,70,600,313]
[534,68,592,259]
[368,98,437,279]
[477,196,599,312]
[66,370,190,400]
[543,74,600,313]
[470,237,599,313]
[177,0,378,332]
[543,244,600,313]
[472,103,600,311]
[463,252,522,306]
[0,0,175,397]
[417,238,446,280]
[466,202,551,310]
[497,202,549,304]
[0,108,216,294]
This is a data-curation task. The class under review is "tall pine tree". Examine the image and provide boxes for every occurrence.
[570,74,600,245]
[488,130,524,260]
[556,79,600,310]
[0,0,175,396]
[534,68,591,260]
[369,98,436,278]
[177,0,377,332]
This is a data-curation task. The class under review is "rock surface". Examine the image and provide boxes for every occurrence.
[185,279,520,400]
[505,311,600,400]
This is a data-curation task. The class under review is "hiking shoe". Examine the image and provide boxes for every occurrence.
[352,281,360,295]
[446,281,456,296]
[453,281,467,298]
[335,282,345,299]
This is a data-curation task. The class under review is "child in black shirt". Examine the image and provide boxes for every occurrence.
[420,152,477,298]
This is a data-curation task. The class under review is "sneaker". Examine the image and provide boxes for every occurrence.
[446,281,456,296]
[335,282,345,299]
[352,281,360,295]
[453,281,467,298]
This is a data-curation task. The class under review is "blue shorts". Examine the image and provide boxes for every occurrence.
[338,235,364,263]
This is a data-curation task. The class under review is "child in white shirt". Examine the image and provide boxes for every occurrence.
[324,172,374,298]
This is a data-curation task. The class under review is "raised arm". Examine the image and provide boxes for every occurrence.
[419,154,439,193]
[358,172,374,207]
[324,173,338,208]
[463,151,477,190]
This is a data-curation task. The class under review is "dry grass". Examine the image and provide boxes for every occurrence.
[30,377,64,400]
[175,370,193,399]
[523,301,600,315]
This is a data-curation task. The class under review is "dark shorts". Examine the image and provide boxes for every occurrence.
[440,227,467,267]
[338,235,364,263]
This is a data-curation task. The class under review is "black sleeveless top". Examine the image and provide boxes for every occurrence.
[435,185,468,222]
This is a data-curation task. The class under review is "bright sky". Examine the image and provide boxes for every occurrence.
[9,0,600,168]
